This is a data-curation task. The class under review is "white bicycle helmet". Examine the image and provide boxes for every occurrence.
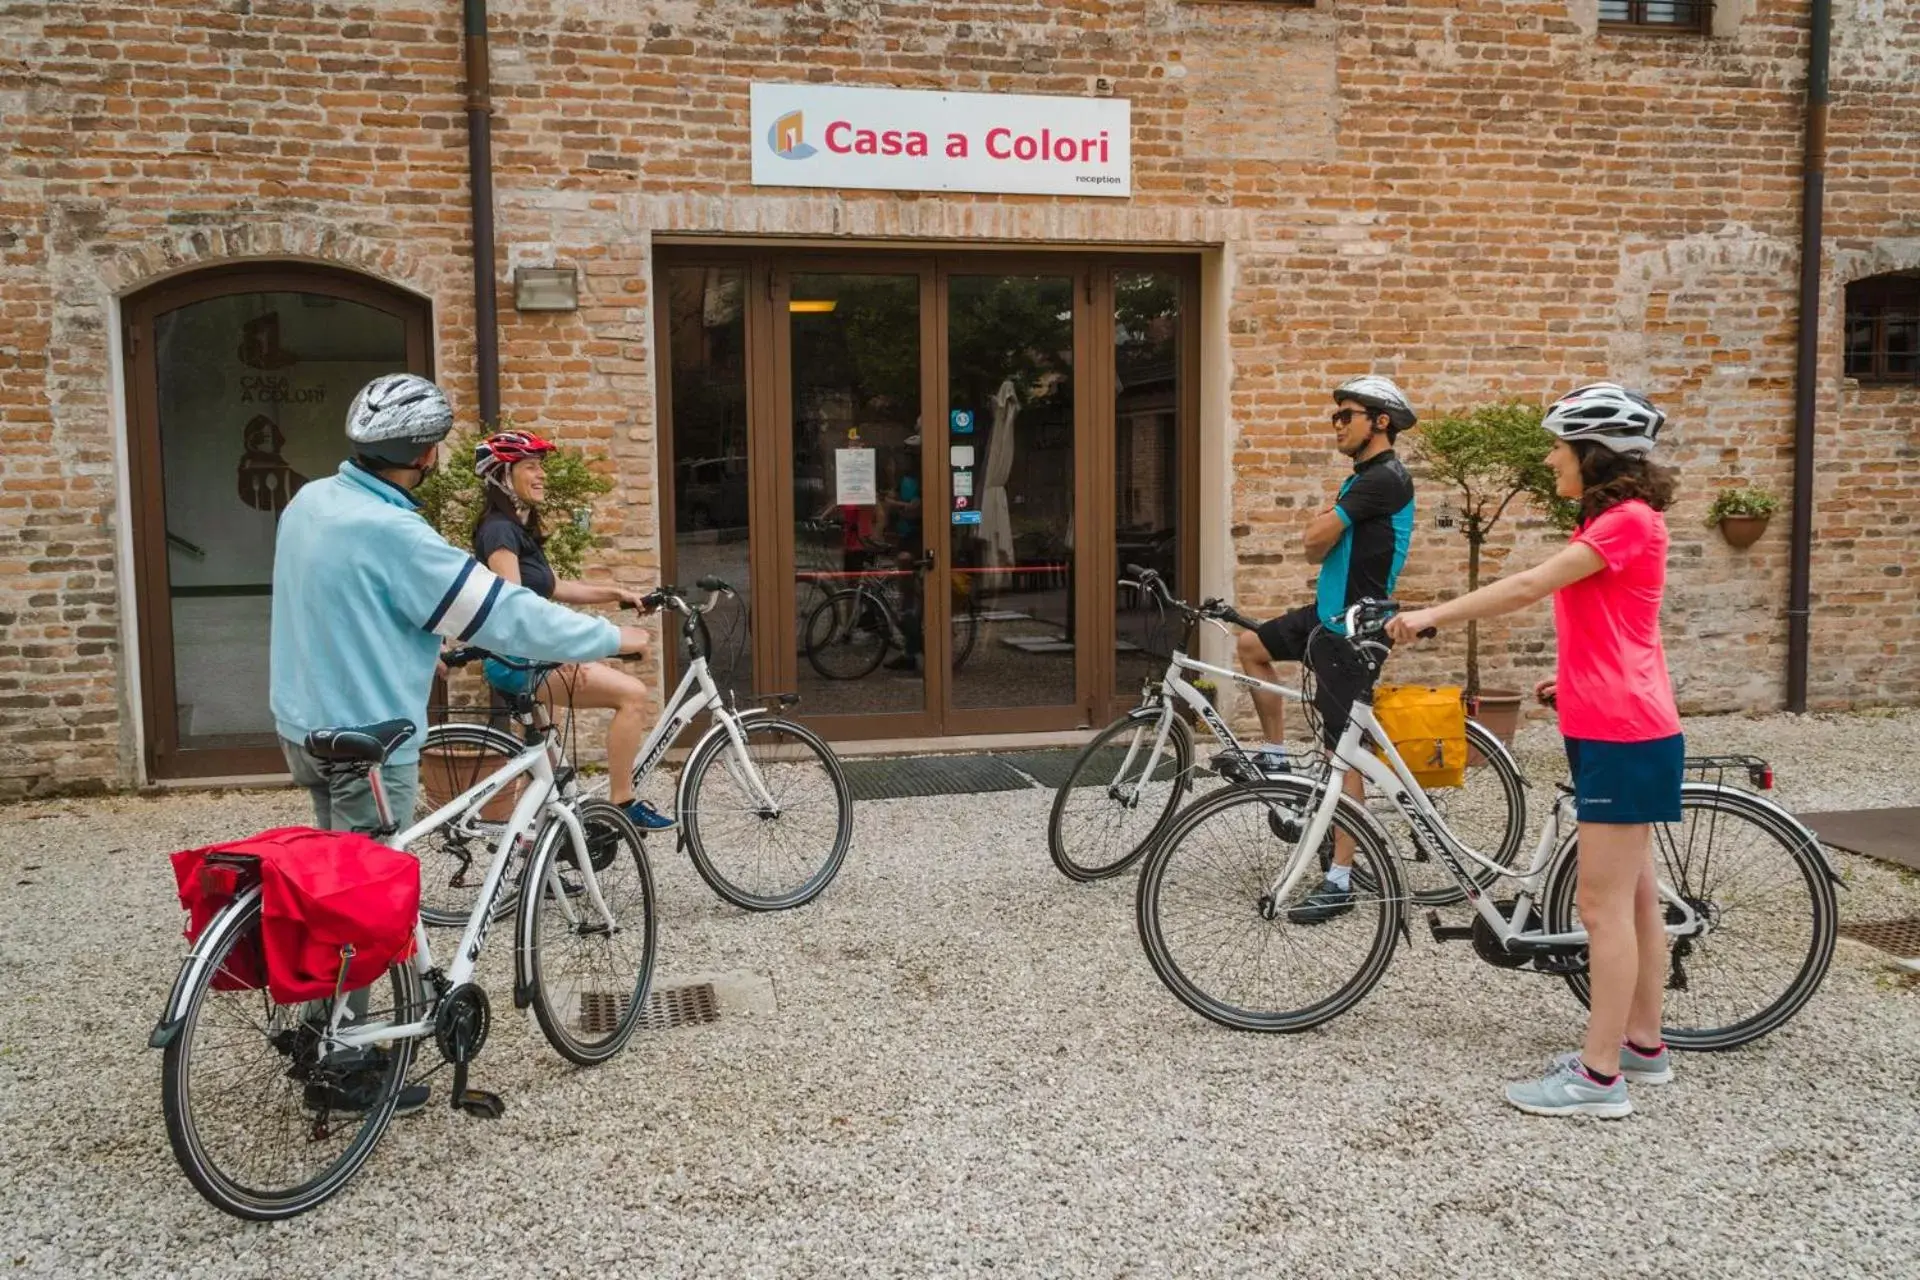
[345,373,454,465]
[1332,375,1417,433]
[1542,382,1664,456]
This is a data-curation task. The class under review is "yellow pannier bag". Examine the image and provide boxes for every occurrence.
[1371,684,1468,789]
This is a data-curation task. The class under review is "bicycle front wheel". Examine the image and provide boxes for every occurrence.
[1137,780,1403,1033]
[804,589,891,681]
[523,800,659,1065]
[160,893,426,1220]
[1047,709,1193,882]
[1542,787,1838,1051]
[413,721,528,928]
[682,717,853,911]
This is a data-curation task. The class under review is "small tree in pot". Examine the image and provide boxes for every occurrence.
[1408,401,1576,742]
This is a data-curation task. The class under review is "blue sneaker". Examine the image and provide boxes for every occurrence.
[1505,1057,1632,1119]
[620,799,675,831]
[1553,1042,1673,1086]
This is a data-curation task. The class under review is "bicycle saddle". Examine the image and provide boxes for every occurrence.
[305,719,417,765]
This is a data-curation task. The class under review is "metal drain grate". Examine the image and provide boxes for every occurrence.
[1838,918,1920,956]
[840,754,1032,801]
[578,981,721,1035]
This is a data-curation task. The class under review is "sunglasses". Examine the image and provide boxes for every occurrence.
[1331,408,1366,427]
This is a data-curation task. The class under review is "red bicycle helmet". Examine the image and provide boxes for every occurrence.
[474,429,556,483]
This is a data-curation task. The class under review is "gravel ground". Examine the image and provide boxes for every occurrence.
[3,710,1919,1278]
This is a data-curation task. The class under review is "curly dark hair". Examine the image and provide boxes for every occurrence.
[1572,439,1677,526]
[477,484,546,547]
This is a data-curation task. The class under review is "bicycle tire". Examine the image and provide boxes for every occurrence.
[1047,708,1194,882]
[523,801,659,1065]
[413,721,530,928]
[804,588,891,681]
[951,600,980,671]
[1541,785,1837,1051]
[1398,718,1528,908]
[1136,779,1404,1033]
[682,717,853,911]
[161,893,426,1221]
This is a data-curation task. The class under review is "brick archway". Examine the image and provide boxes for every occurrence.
[120,259,436,779]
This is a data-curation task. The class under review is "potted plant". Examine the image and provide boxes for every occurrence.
[1408,401,1577,746]
[1706,486,1779,549]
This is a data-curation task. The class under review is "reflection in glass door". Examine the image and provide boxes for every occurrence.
[1112,270,1186,698]
[153,292,407,748]
[946,274,1077,711]
[788,273,928,718]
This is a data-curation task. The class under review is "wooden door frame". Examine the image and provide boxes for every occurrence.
[123,262,433,780]
[653,246,1202,742]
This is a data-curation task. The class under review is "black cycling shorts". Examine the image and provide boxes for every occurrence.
[1253,605,1321,664]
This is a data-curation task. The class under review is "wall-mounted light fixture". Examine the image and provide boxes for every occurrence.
[789,299,837,313]
[513,266,579,312]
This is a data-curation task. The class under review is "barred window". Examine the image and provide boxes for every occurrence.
[1845,272,1920,385]
[1600,1,1712,32]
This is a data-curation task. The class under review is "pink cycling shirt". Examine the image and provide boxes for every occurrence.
[1552,498,1683,743]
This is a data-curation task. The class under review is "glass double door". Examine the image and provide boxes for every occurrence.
[661,252,1194,740]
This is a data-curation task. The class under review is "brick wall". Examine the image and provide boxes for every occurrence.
[1,0,1915,794]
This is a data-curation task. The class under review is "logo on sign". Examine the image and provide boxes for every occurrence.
[951,409,974,434]
[954,495,970,510]
[768,110,817,160]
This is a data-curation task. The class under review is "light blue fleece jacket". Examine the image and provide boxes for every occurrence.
[270,461,622,764]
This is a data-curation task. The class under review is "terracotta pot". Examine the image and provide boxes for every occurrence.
[1466,689,1523,762]
[420,743,521,821]
[1717,515,1770,549]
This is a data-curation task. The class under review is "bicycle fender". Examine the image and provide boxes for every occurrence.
[515,807,592,1010]
[673,711,775,816]
[150,886,264,1049]
[1684,783,1844,887]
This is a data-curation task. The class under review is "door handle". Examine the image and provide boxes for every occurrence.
[914,550,935,571]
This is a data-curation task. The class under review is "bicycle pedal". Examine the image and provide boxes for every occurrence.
[1424,909,1474,943]
[1530,954,1587,976]
[453,1088,506,1119]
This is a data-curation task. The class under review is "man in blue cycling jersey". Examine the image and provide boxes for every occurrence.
[1232,374,1417,923]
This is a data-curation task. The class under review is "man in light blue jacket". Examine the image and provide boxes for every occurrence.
[271,373,651,835]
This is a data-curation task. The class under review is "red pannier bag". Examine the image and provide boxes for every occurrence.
[171,827,421,1004]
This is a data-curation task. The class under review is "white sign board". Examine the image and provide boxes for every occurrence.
[835,448,877,506]
[751,83,1131,198]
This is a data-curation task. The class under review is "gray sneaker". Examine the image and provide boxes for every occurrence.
[1553,1042,1672,1086]
[1286,876,1354,925]
[1505,1058,1632,1119]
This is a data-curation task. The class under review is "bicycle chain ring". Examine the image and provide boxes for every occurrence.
[434,982,492,1065]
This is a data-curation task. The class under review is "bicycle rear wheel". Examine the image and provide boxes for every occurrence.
[1047,709,1193,882]
[1542,786,1837,1051]
[804,588,891,681]
[160,893,426,1220]
[413,721,529,927]
[1136,780,1403,1033]
[682,717,852,911]
[523,801,659,1065]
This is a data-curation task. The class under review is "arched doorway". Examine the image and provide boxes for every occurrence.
[124,263,433,779]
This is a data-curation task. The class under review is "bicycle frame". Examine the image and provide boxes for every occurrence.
[1264,700,1709,953]
[631,652,783,816]
[1105,639,1311,807]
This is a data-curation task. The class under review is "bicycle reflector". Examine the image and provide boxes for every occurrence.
[199,863,245,898]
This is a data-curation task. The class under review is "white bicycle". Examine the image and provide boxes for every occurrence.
[416,577,853,915]
[153,703,658,1220]
[1048,567,1527,898]
[1135,598,1840,1049]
